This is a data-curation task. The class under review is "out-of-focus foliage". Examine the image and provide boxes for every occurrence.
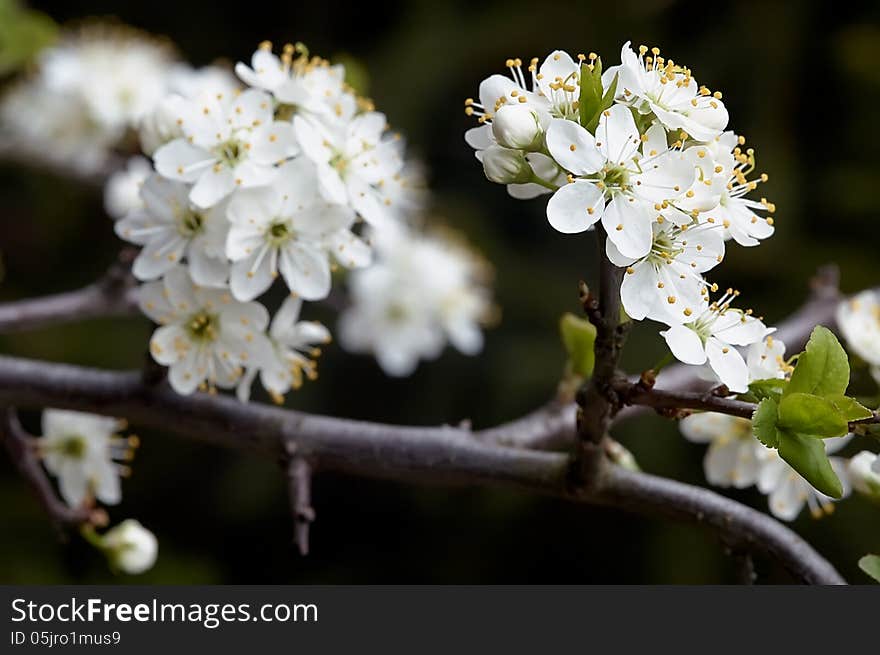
[0,0,57,75]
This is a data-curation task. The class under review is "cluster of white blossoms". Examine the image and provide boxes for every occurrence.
[0,25,180,174]
[36,409,157,574]
[96,39,493,397]
[465,43,777,393]
[339,225,495,376]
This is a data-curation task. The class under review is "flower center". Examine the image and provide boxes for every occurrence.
[59,435,87,459]
[647,231,684,265]
[267,220,295,247]
[386,302,409,322]
[216,139,246,168]
[186,312,219,342]
[602,165,630,190]
[177,208,205,238]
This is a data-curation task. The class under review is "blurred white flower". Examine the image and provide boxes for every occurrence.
[38,409,134,508]
[139,266,271,394]
[102,520,158,575]
[757,436,852,521]
[836,290,880,383]
[339,227,493,376]
[237,296,331,403]
[104,156,152,220]
[849,451,880,500]
[680,412,765,488]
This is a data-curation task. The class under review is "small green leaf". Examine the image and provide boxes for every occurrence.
[559,313,596,378]
[752,397,780,448]
[777,431,843,498]
[585,72,617,133]
[578,59,603,128]
[777,393,849,437]
[748,377,787,402]
[825,394,873,421]
[858,554,880,582]
[786,326,850,398]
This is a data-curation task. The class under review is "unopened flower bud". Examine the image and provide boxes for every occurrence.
[849,451,880,501]
[492,105,544,151]
[102,519,158,574]
[481,145,532,184]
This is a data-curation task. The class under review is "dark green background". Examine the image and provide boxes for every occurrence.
[2,0,879,583]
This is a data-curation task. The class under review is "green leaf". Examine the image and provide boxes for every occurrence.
[559,313,596,378]
[858,554,880,583]
[578,59,603,128]
[777,431,843,498]
[777,393,849,437]
[585,73,618,133]
[786,326,850,398]
[752,397,780,448]
[748,377,787,402]
[825,394,873,421]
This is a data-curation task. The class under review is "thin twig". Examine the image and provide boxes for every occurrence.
[0,354,845,584]
[286,451,315,556]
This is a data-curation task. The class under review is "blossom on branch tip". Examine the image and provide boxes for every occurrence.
[101,520,158,575]
[38,409,136,508]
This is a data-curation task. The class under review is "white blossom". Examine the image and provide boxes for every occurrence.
[848,451,880,499]
[339,227,493,376]
[480,144,533,184]
[153,89,298,208]
[757,436,852,521]
[235,41,355,122]
[104,156,152,220]
[614,41,728,141]
[293,111,404,229]
[38,409,133,508]
[236,296,331,403]
[746,335,790,382]
[660,289,770,392]
[139,266,271,394]
[836,290,880,383]
[544,111,697,258]
[610,220,723,324]
[102,520,158,575]
[115,174,230,286]
[225,158,369,301]
[680,412,765,488]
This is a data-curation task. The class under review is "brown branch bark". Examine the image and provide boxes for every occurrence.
[286,452,315,556]
[0,354,845,584]
[0,250,139,334]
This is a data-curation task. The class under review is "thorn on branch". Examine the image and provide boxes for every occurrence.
[285,449,315,556]
[809,264,840,299]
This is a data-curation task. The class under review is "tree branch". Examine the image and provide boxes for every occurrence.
[0,407,99,529]
[0,354,845,584]
[0,250,139,334]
